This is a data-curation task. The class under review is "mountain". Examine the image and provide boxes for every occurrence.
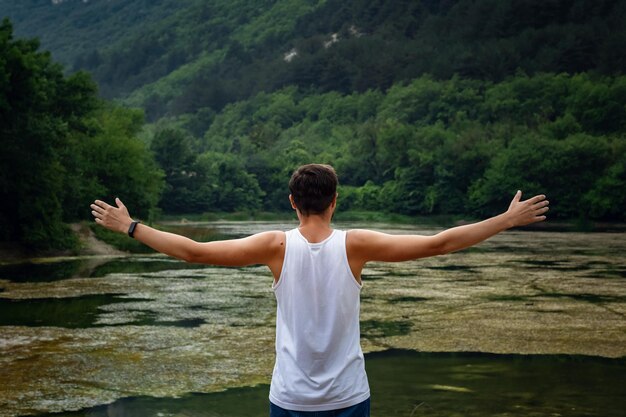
[1,0,624,224]
[1,0,180,69]
[2,0,624,122]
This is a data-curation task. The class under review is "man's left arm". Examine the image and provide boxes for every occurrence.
[347,191,549,268]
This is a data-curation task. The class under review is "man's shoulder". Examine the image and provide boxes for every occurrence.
[346,228,378,240]
[252,230,286,242]
[345,229,379,250]
[245,231,286,264]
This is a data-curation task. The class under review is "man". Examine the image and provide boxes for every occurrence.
[91,163,549,416]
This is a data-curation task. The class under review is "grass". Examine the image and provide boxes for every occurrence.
[158,210,473,226]
[89,224,155,253]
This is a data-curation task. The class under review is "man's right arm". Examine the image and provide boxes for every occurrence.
[91,198,285,276]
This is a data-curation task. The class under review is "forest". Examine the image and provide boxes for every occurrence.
[150,72,626,221]
[0,20,162,250]
[0,0,625,251]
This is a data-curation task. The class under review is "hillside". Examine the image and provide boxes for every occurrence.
[0,0,183,70]
[1,0,624,250]
[2,0,625,121]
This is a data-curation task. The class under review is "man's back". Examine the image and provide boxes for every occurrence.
[270,228,370,411]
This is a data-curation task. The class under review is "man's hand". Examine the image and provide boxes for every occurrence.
[506,191,549,227]
[91,198,133,234]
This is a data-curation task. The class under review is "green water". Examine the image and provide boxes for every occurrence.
[0,294,145,328]
[0,221,624,416]
[0,259,85,282]
[41,351,626,417]
[0,256,210,282]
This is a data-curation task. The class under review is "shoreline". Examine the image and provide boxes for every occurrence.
[1,217,625,264]
[0,223,126,264]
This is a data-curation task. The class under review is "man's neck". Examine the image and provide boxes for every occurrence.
[296,212,333,243]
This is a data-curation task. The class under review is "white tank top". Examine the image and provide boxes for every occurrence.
[269,228,370,411]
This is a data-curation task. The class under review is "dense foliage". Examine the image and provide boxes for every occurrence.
[152,73,626,220]
[2,1,625,120]
[0,20,162,250]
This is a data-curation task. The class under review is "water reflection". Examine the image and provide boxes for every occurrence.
[0,256,211,283]
[0,259,85,282]
[0,294,147,328]
[45,351,626,417]
[366,350,626,417]
[88,257,210,278]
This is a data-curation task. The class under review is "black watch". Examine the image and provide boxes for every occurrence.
[128,221,140,238]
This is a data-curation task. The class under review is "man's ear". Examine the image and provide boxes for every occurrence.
[289,194,297,210]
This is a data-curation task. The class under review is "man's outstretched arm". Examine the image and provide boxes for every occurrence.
[90,198,284,268]
[347,191,549,266]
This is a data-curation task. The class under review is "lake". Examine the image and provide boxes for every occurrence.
[0,221,624,416]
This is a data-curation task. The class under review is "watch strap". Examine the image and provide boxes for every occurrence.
[128,221,140,238]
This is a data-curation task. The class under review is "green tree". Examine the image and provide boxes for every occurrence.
[0,19,96,249]
[81,106,163,220]
[193,152,264,212]
[469,133,613,219]
[0,20,163,249]
[151,128,198,213]
[583,141,626,220]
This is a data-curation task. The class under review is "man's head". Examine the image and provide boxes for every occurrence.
[289,164,338,216]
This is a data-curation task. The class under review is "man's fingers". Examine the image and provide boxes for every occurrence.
[115,197,125,209]
[512,190,522,203]
[90,203,105,214]
[93,200,111,209]
[526,194,547,204]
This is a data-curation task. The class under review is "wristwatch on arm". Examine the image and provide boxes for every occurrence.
[128,221,140,238]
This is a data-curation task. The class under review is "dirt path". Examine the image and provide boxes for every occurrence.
[0,224,126,263]
[70,223,126,256]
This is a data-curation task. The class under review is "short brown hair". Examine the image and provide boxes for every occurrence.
[289,164,338,215]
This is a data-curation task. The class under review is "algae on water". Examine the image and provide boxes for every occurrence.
[0,223,625,416]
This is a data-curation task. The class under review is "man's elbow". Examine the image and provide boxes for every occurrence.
[180,253,198,263]
[429,235,452,256]
[174,250,195,264]
[438,244,454,255]
[179,244,206,264]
